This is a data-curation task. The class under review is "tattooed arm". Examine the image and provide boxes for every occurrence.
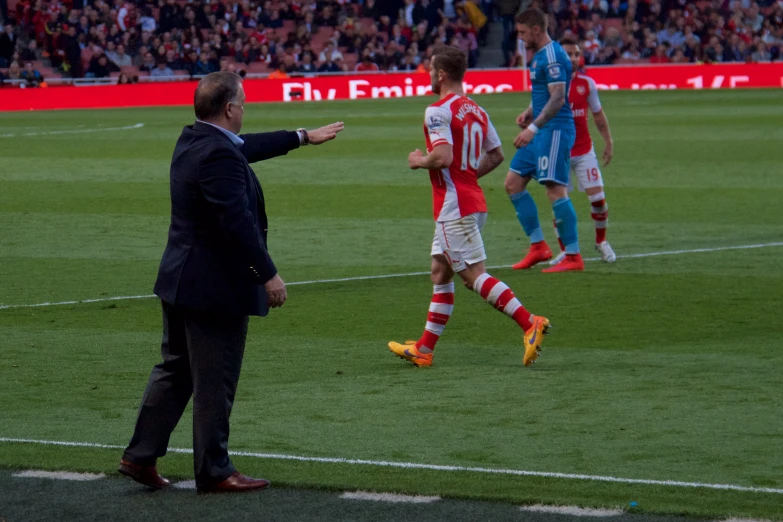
[531,83,566,129]
[513,83,566,148]
[477,147,505,178]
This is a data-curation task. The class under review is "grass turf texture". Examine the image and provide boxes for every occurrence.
[0,90,782,518]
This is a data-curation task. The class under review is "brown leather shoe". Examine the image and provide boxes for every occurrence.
[118,459,171,490]
[197,472,271,493]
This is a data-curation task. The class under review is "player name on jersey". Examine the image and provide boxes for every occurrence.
[422,93,501,222]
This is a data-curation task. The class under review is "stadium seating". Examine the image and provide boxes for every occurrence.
[1,0,780,85]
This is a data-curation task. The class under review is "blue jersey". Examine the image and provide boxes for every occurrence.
[529,41,574,129]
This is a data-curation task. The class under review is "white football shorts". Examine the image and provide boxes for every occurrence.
[431,212,488,273]
[569,146,604,192]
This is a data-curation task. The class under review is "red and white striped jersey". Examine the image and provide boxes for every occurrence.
[423,93,501,222]
[569,73,603,157]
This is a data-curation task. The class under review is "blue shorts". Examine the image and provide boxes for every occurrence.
[509,127,576,186]
[509,136,538,178]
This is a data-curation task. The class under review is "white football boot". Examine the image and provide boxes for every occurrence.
[596,241,617,263]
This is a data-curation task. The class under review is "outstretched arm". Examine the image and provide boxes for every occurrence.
[238,131,300,163]
[239,122,344,163]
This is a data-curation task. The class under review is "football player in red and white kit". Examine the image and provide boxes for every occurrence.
[549,38,617,264]
[388,47,551,368]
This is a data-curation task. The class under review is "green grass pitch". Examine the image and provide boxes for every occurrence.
[0,89,782,519]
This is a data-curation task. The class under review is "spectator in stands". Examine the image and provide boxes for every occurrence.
[724,34,745,62]
[268,61,289,79]
[671,48,688,63]
[657,22,685,48]
[184,49,200,75]
[150,59,173,77]
[704,36,725,63]
[61,25,82,78]
[362,0,381,18]
[356,49,380,72]
[193,52,216,75]
[109,44,133,68]
[0,24,16,67]
[496,0,522,66]
[380,42,404,70]
[457,0,489,46]
[133,46,149,67]
[139,7,157,33]
[751,41,771,61]
[21,61,44,87]
[649,44,670,63]
[20,39,41,62]
[299,52,317,73]
[319,40,344,63]
[87,54,119,78]
[318,54,342,72]
[621,40,642,61]
[399,48,419,70]
[6,60,21,80]
[139,51,156,73]
[117,72,132,84]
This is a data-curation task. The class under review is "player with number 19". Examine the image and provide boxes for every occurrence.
[387,46,551,368]
[548,38,616,265]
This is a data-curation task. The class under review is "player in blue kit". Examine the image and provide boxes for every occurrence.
[504,8,583,273]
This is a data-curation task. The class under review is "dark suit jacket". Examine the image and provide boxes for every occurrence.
[154,121,300,317]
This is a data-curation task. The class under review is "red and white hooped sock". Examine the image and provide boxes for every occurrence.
[415,282,455,353]
[472,273,533,331]
[589,191,608,244]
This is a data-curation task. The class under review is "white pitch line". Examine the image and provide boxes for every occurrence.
[521,505,623,517]
[0,123,144,138]
[13,470,105,481]
[1,437,782,495]
[1,241,782,311]
[341,491,441,503]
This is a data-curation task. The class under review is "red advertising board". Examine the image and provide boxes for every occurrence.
[1,63,781,112]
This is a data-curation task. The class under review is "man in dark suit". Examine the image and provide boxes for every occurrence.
[119,71,343,493]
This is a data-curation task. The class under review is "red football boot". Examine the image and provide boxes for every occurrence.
[541,253,585,273]
[512,242,553,270]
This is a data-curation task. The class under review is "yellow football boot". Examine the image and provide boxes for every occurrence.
[388,340,433,367]
[523,316,551,366]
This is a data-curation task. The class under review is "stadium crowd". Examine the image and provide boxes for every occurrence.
[544,0,783,66]
[0,0,781,85]
[0,0,491,83]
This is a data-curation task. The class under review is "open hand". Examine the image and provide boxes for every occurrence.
[264,274,287,308]
[308,122,345,145]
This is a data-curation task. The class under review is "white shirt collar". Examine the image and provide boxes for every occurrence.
[197,120,245,146]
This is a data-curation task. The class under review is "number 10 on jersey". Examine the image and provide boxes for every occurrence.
[461,122,483,170]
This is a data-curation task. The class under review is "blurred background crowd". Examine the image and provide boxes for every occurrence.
[0,0,780,86]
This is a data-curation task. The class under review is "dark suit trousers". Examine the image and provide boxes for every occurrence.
[123,300,249,486]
